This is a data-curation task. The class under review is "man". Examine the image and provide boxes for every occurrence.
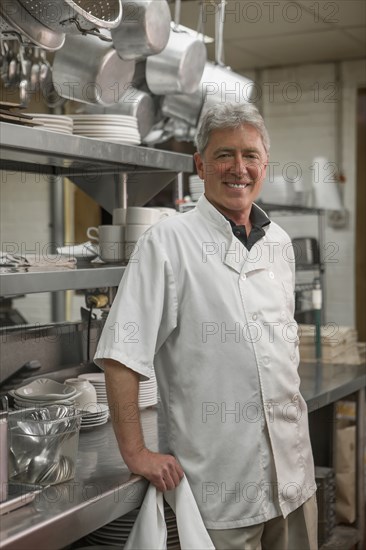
[94,103,318,550]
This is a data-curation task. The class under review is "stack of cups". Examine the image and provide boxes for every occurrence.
[87,207,177,263]
[124,207,177,261]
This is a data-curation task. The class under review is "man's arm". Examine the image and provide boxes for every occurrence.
[104,359,184,491]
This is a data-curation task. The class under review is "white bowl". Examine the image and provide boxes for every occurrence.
[15,378,76,400]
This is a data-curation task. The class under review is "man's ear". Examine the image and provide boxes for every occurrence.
[194,152,204,180]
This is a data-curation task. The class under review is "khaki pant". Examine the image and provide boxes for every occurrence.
[207,494,318,550]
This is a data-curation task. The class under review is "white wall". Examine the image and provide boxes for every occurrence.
[256,59,366,327]
[0,171,52,324]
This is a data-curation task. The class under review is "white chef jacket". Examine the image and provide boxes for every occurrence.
[94,195,316,530]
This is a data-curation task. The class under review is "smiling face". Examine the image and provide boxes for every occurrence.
[194,124,268,225]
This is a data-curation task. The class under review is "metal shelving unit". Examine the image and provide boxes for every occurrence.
[0,122,193,297]
[0,263,126,297]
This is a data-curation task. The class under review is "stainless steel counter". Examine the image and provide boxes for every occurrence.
[0,363,365,550]
[0,409,157,550]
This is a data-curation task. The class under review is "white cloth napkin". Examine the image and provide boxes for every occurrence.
[124,475,215,550]
[0,252,77,268]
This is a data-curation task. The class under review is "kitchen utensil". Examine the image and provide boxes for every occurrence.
[111,88,155,139]
[145,0,206,95]
[0,0,65,51]
[64,378,97,410]
[126,206,167,225]
[52,33,135,105]
[8,406,81,485]
[15,378,76,400]
[87,225,125,263]
[162,0,254,128]
[112,0,171,61]
[18,0,122,35]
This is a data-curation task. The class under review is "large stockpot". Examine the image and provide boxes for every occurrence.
[162,61,255,128]
[0,0,65,50]
[18,0,122,35]
[145,27,206,95]
[52,33,135,105]
[112,0,171,61]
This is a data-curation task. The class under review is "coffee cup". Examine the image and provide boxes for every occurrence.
[87,225,125,263]
[125,224,151,242]
[126,206,168,225]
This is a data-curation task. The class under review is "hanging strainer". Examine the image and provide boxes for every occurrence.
[0,0,65,50]
[18,0,122,36]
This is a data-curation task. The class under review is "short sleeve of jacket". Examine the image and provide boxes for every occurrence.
[94,231,178,380]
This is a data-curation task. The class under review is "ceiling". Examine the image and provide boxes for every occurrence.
[176,0,366,73]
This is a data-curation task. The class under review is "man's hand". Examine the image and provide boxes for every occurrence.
[103,359,184,492]
[125,447,184,492]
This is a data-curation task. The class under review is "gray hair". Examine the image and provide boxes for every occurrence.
[195,103,270,156]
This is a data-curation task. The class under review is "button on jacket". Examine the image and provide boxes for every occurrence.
[94,195,316,530]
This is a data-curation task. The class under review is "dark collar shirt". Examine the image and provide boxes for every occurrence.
[226,203,271,250]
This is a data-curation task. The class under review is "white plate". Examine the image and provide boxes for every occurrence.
[15,378,76,400]
[81,403,109,414]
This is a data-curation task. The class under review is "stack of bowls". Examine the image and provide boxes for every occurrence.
[11,378,79,409]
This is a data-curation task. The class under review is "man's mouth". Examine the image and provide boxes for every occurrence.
[225,183,250,189]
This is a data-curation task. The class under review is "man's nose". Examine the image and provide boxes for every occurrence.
[231,156,248,176]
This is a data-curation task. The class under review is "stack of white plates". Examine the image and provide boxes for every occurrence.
[72,114,141,145]
[84,505,179,549]
[11,378,78,409]
[189,175,204,202]
[80,403,109,430]
[139,369,158,409]
[78,371,158,409]
[28,114,73,135]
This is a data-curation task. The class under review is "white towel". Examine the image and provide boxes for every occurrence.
[124,475,215,550]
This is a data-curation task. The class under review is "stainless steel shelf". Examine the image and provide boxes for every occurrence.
[0,122,194,210]
[0,122,193,176]
[0,264,126,297]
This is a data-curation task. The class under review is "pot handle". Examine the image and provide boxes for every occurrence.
[173,0,181,30]
[215,0,226,67]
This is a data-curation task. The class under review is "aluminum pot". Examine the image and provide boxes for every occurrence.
[162,61,255,128]
[0,0,65,51]
[112,0,171,61]
[109,88,156,139]
[18,0,122,35]
[52,33,135,105]
[145,27,206,95]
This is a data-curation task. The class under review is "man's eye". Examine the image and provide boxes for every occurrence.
[217,153,231,158]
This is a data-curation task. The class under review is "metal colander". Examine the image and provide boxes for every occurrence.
[19,0,122,34]
[0,0,65,50]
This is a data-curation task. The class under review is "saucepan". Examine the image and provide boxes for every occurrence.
[52,32,135,105]
[17,0,122,36]
[112,0,171,61]
[145,0,206,95]
[108,87,156,139]
[162,0,255,127]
